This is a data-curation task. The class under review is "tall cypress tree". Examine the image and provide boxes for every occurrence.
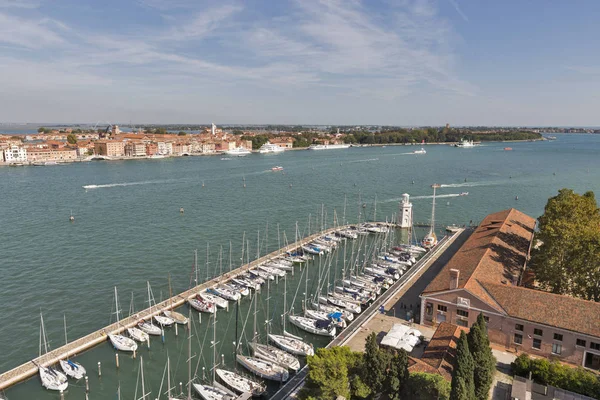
[468,314,496,400]
[363,332,389,394]
[450,331,475,400]
[385,349,410,400]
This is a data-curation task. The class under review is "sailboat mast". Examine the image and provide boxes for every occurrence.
[194,249,198,285]
[206,243,210,281]
[283,275,287,332]
[229,241,233,273]
[212,314,217,383]
[343,194,347,226]
[187,312,192,400]
[431,184,439,234]
[374,194,377,222]
[253,292,257,344]
[141,356,146,399]
[114,286,120,324]
[167,357,172,397]
[266,278,271,337]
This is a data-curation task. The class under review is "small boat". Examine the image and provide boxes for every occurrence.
[459,192,468,196]
[208,286,241,301]
[138,320,161,336]
[257,265,286,277]
[305,310,346,329]
[264,261,293,272]
[504,147,513,151]
[199,292,229,309]
[249,269,274,281]
[236,354,289,381]
[413,148,426,154]
[446,224,461,233]
[163,310,188,325]
[454,138,476,148]
[220,157,232,160]
[288,315,336,337]
[216,369,266,397]
[224,147,251,157]
[301,245,323,255]
[127,326,149,342]
[310,302,354,321]
[224,282,250,297]
[249,342,301,372]
[231,277,261,291]
[154,314,175,326]
[38,364,69,391]
[267,333,314,356]
[150,154,165,159]
[189,297,217,313]
[109,332,139,351]
[59,359,86,380]
[319,295,361,314]
[193,382,237,400]
[271,166,283,171]
[336,229,358,239]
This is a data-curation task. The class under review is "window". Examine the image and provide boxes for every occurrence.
[437,304,447,312]
[591,342,600,351]
[534,328,543,336]
[532,338,542,350]
[552,343,562,355]
[456,319,468,327]
[576,339,586,347]
[457,309,469,318]
[515,324,524,331]
[426,303,433,316]
[483,316,489,323]
[554,333,563,341]
[514,333,523,345]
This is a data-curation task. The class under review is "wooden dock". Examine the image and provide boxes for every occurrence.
[0,223,394,391]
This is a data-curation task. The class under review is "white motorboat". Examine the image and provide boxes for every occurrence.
[127,326,150,342]
[163,310,188,325]
[199,292,229,309]
[454,138,477,147]
[257,265,285,277]
[249,269,274,281]
[365,224,389,234]
[307,144,350,150]
[216,369,266,397]
[138,320,162,336]
[109,333,139,352]
[225,147,251,157]
[305,310,346,329]
[39,365,69,391]
[413,147,426,154]
[249,342,301,372]
[59,359,86,380]
[394,244,426,253]
[288,315,336,337]
[193,383,237,400]
[459,192,469,196]
[267,333,314,356]
[242,273,265,285]
[258,142,285,154]
[208,286,241,301]
[236,355,289,381]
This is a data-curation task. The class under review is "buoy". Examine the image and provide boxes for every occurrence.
[553,172,556,176]
[289,184,292,188]
[362,203,366,208]
[202,181,205,187]
[515,196,519,200]
[412,180,415,184]
[464,178,467,182]
[69,210,74,222]
[180,207,184,214]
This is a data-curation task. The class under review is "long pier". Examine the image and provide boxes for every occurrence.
[270,228,465,400]
[0,223,390,391]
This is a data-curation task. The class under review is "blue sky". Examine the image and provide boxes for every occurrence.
[1,0,599,125]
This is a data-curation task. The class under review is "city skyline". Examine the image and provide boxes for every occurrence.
[1,1,599,125]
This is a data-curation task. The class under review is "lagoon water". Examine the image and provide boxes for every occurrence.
[1,134,599,399]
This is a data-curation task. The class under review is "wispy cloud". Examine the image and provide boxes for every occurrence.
[448,0,468,22]
[0,12,66,48]
[160,4,242,41]
[0,0,39,8]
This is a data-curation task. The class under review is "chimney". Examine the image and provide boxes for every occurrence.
[449,269,460,290]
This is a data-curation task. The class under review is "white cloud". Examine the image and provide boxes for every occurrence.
[448,0,469,22]
[0,0,39,8]
[0,12,66,48]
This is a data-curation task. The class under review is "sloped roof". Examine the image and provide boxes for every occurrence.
[409,322,463,381]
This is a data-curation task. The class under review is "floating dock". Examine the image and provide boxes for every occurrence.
[0,223,393,391]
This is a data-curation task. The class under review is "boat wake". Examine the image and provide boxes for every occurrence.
[382,193,462,203]
[83,180,171,190]
[346,158,379,163]
[440,181,502,188]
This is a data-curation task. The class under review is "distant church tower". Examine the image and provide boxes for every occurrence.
[211,123,216,136]
[398,193,413,229]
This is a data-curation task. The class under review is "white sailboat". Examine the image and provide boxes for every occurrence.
[59,315,86,379]
[145,281,175,326]
[421,184,440,249]
[199,292,228,309]
[164,274,189,325]
[288,315,336,337]
[215,369,266,397]
[127,292,150,342]
[38,313,69,391]
[257,265,286,277]
[208,286,241,301]
[108,287,138,352]
[189,296,217,313]
[236,355,289,381]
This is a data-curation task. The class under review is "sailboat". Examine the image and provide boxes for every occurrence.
[421,184,440,249]
[127,293,150,342]
[38,313,69,391]
[164,274,189,324]
[133,356,151,400]
[59,315,87,379]
[147,281,175,327]
[137,283,164,335]
[189,295,217,313]
[108,287,138,352]
[199,292,228,309]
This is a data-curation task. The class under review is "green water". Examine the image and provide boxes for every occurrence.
[2,133,600,399]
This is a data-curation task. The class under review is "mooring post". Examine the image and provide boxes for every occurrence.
[97,361,101,377]
[85,375,89,392]
[115,353,119,368]
[175,323,178,337]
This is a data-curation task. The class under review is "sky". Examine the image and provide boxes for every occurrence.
[1,0,599,126]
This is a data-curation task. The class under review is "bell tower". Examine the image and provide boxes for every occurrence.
[398,193,413,229]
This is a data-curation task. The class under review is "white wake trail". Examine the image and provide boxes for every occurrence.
[83,180,171,190]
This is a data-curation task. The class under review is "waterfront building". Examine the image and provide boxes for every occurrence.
[3,145,27,163]
[271,137,294,149]
[124,142,147,157]
[94,140,125,157]
[200,142,215,153]
[156,142,173,155]
[27,148,78,162]
[145,143,158,156]
[420,208,600,371]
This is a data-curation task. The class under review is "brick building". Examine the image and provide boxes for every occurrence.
[420,208,600,371]
[94,141,125,157]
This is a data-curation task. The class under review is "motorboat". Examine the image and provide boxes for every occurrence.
[108,333,138,352]
[154,314,175,327]
[459,192,469,196]
[393,244,426,253]
[127,326,150,342]
[413,148,426,154]
[138,320,161,336]
[193,382,237,400]
[307,144,350,150]
[258,142,285,154]
[224,147,251,157]
[264,261,293,271]
[249,342,301,371]
[231,277,261,291]
[454,138,476,147]
[236,355,289,381]
[39,364,68,391]
[267,333,314,356]
[288,315,336,337]
[304,310,346,329]
[271,166,283,171]
[241,273,265,286]
[208,286,241,301]
[199,292,229,309]
[59,359,86,380]
[215,369,266,397]
[189,297,217,313]
[163,310,188,325]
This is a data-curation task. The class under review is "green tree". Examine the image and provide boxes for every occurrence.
[450,331,475,400]
[232,129,244,135]
[67,133,78,144]
[530,189,600,301]
[178,131,187,136]
[385,349,409,400]
[362,333,389,394]
[154,127,168,135]
[467,314,496,400]
[402,372,451,400]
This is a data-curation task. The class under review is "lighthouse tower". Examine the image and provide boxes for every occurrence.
[398,193,413,229]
